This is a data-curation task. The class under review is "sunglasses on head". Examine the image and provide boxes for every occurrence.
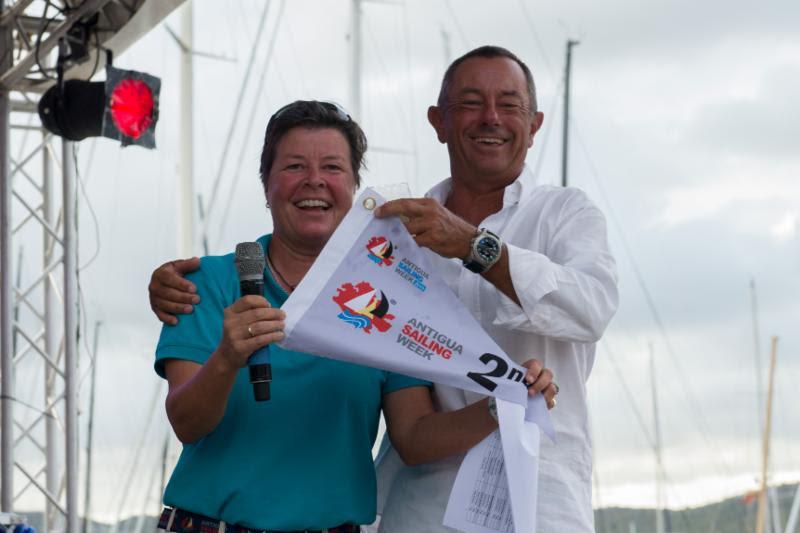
[271,100,352,123]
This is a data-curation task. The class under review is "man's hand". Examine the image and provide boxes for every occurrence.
[521,359,559,409]
[375,198,476,260]
[149,257,201,325]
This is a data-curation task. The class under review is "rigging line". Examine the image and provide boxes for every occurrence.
[80,138,97,184]
[131,445,163,533]
[272,61,292,105]
[73,145,100,271]
[33,0,67,81]
[602,339,656,450]
[71,142,87,424]
[401,0,421,194]
[214,0,286,249]
[601,338,692,517]
[704,496,728,533]
[224,0,241,60]
[364,16,414,145]
[773,376,792,465]
[202,0,273,240]
[94,137,123,336]
[516,0,556,80]
[601,337,682,507]
[108,380,164,533]
[571,122,736,478]
[283,7,309,97]
[602,328,720,492]
[75,284,96,391]
[589,411,611,533]
[530,78,562,184]
[71,145,99,389]
[442,0,470,50]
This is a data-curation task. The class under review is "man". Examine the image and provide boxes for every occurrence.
[149,46,618,532]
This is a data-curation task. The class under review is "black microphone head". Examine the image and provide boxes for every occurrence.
[235,242,265,282]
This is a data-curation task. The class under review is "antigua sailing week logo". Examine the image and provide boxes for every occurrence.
[332,281,395,333]
[366,236,395,266]
[396,318,463,360]
[364,235,428,292]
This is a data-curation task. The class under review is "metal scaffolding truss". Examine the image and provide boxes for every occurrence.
[1,1,185,531]
[2,98,77,532]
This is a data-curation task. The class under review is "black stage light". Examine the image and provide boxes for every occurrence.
[38,65,161,149]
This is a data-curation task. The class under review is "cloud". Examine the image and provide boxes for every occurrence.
[770,211,799,241]
[682,62,800,159]
[652,169,800,228]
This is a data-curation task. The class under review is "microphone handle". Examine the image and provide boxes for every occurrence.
[240,278,272,402]
[240,278,264,297]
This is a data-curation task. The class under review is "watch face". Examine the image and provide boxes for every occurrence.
[476,236,500,262]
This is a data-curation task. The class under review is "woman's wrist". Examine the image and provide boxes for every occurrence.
[210,347,244,376]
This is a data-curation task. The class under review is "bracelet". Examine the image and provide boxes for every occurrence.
[487,397,498,422]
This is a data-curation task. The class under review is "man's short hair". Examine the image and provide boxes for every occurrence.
[437,45,538,114]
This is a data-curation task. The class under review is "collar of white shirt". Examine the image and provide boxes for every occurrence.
[424,164,538,209]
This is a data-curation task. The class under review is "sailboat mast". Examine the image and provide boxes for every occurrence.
[750,278,765,437]
[650,344,666,533]
[756,337,778,533]
[561,39,578,187]
[351,0,362,121]
[179,1,195,259]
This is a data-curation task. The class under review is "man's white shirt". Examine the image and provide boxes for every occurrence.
[376,165,619,532]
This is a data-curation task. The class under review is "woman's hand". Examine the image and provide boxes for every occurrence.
[521,359,559,409]
[164,295,285,443]
[218,295,286,370]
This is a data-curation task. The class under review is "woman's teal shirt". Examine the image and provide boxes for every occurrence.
[155,235,428,530]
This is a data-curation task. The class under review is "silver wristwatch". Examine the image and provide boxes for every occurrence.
[463,228,502,274]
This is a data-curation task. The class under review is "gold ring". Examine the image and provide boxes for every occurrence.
[247,325,255,338]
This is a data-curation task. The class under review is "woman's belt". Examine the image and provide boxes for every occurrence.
[158,507,362,533]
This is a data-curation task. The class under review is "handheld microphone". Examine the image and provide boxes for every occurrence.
[235,242,272,402]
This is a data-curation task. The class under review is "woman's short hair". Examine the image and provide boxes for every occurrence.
[259,100,367,188]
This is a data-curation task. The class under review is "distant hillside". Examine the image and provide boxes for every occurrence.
[595,483,798,533]
[12,483,799,532]
[5,513,158,532]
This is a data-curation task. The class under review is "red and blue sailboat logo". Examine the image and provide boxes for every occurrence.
[332,281,395,333]
[366,236,395,267]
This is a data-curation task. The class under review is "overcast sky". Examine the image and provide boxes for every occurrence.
[8,0,800,524]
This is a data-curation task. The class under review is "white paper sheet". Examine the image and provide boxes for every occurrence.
[497,397,542,533]
[444,395,546,533]
[443,430,515,533]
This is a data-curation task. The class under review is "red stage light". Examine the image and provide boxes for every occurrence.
[103,66,160,148]
[38,65,160,148]
[109,78,155,140]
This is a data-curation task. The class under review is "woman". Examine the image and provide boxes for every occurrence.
[154,101,557,532]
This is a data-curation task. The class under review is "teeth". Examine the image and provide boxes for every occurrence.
[296,199,330,208]
[475,137,504,145]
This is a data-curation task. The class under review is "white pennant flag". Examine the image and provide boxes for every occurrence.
[279,188,529,407]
